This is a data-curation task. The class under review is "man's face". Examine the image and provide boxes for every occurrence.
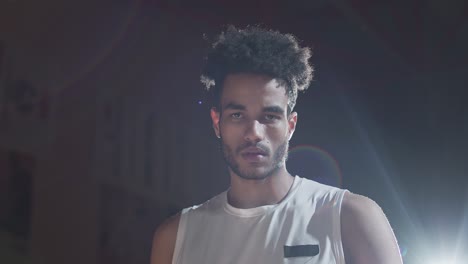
[210,73,297,180]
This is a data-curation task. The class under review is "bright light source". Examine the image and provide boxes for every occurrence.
[425,255,463,264]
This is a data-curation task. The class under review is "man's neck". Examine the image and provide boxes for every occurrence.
[227,169,295,209]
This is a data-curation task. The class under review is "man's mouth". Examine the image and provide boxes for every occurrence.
[242,147,267,156]
[240,147,268,162]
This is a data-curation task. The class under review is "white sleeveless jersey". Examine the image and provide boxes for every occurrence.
[173,176,348,264]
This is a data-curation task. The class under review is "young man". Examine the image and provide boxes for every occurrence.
[151,26,402,264]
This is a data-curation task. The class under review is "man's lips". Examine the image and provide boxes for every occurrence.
[241,147,268,156]
[240,147,268,162]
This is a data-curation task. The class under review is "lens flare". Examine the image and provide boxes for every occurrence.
[288,144,343,188]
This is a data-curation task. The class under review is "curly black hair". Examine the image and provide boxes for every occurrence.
[200,25,313,114]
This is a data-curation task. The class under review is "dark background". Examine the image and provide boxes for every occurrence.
[1,0,467,263]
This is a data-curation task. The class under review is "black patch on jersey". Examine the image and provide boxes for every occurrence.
[284,244,319,258]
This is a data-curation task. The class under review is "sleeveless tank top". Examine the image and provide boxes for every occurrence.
[173,176,348,264]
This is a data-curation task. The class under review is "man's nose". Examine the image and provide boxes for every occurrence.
[244,120,265,143]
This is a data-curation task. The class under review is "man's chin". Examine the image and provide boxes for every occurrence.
[226,157,282,180]
[234,166,278,181]
[237,173,271,181]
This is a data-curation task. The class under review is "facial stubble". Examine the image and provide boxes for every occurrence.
[219,137,289,180]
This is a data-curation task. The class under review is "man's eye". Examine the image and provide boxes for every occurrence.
[265,114,279,121]
[231,113,242,119]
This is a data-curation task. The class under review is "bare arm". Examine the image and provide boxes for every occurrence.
[341,192,402,264]
[150,213,181,264]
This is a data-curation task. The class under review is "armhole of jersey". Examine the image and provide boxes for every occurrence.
[172,208,190,264]
[332,189,348,264]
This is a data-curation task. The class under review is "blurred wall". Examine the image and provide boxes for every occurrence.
[1,1,231,263]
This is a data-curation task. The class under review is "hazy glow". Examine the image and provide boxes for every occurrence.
[336,90,468,264]
[426,256,463,264]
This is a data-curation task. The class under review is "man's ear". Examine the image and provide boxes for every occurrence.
[210,107,221,138]
[287,112,298,140]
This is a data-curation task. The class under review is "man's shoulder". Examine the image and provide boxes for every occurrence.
[150,213,181,264]
[298,176,347,198]
[299,176,342,189]
[150,191,227,263]
[340,192,403,263]
[341,192,385,228]
[340,192,386,222]
[287,177,348,214]
[156,212,181,236]
[182,191,227,214]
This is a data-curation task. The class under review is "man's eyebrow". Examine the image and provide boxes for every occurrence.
[223,103,246,111]
[263,106,285,114]
[222,103,285,114]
